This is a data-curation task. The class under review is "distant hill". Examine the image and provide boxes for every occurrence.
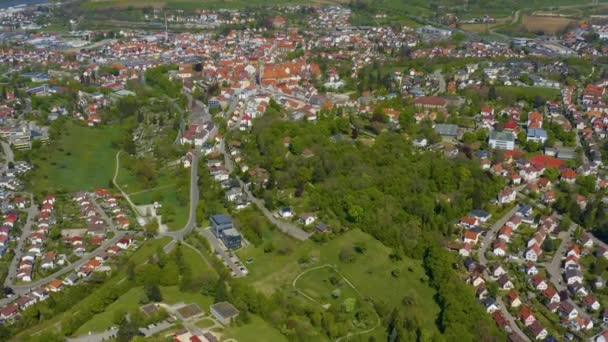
[80,0,607,17]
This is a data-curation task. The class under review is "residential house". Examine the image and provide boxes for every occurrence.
[527,321,548,341]
[507,290,522,308]
[559,301,578,320]
[518,306,536,326]
[531,275,548,291]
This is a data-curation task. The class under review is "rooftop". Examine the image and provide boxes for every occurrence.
[211,301,239,319]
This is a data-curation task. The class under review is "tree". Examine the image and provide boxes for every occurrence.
[144,283,162,302]
[215,279,230,302]
[116,319,141,342]
[592,257,608,275]
[339,245,356,263]
[143,219,159,237]
[488,86,497,101]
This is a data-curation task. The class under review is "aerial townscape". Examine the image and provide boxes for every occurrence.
[8,0,608,342]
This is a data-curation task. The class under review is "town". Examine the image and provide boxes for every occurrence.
[3,1,608,342]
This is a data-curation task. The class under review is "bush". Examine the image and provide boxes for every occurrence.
[339,245,356,263]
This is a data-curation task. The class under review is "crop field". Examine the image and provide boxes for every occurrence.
[521,15,574,34]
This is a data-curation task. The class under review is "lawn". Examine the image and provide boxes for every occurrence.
[174,243,217,279]
[116,155,190,231]
[222,315,287,342]
[26,121,124,195]
[237,229,441,339]
[160,286,214,311]
[76,287,145,334]
[294,266,360,307]
[496,86,561,102]
[130,187,188,231]
[195,318,215,329]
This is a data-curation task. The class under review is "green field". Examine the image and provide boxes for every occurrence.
[223,315,288,342]
[76,287,145,334]
[26,121,124,195]
[116,154,190,230]
[496,86,561,102]
[294,266,360,307]
[237,229,441,339]
[195,317,216,329]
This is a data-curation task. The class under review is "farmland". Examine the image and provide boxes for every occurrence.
[521,15,575,34]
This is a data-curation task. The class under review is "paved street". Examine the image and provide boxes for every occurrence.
[0,231,126,305]
[1,141,14,163]
[478,205,520,266]
[160,150,200,241]
[476,204,529,341]
[4,194,38,288]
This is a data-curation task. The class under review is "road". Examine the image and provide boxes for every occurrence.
[159,150,200,241]
[478,205,520,266]
[90,194,117,230]
[0,231,127,305]
[433,69,446,94]
[4,194,37,288]
[1,141,14,163]
[219,140,311,241]
[543,223,576,293]
[476,204,529,341]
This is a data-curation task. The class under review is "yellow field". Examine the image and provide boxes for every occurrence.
[522,15,574,34]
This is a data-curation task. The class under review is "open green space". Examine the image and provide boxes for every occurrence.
[116,154,190,231]
[24,121,124,195]
[222,315,287,342]
[76,287,144,334]
[294,267,360,307]
[495,86,561,102]
[195,318,215,329]
[237,229,441,339]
